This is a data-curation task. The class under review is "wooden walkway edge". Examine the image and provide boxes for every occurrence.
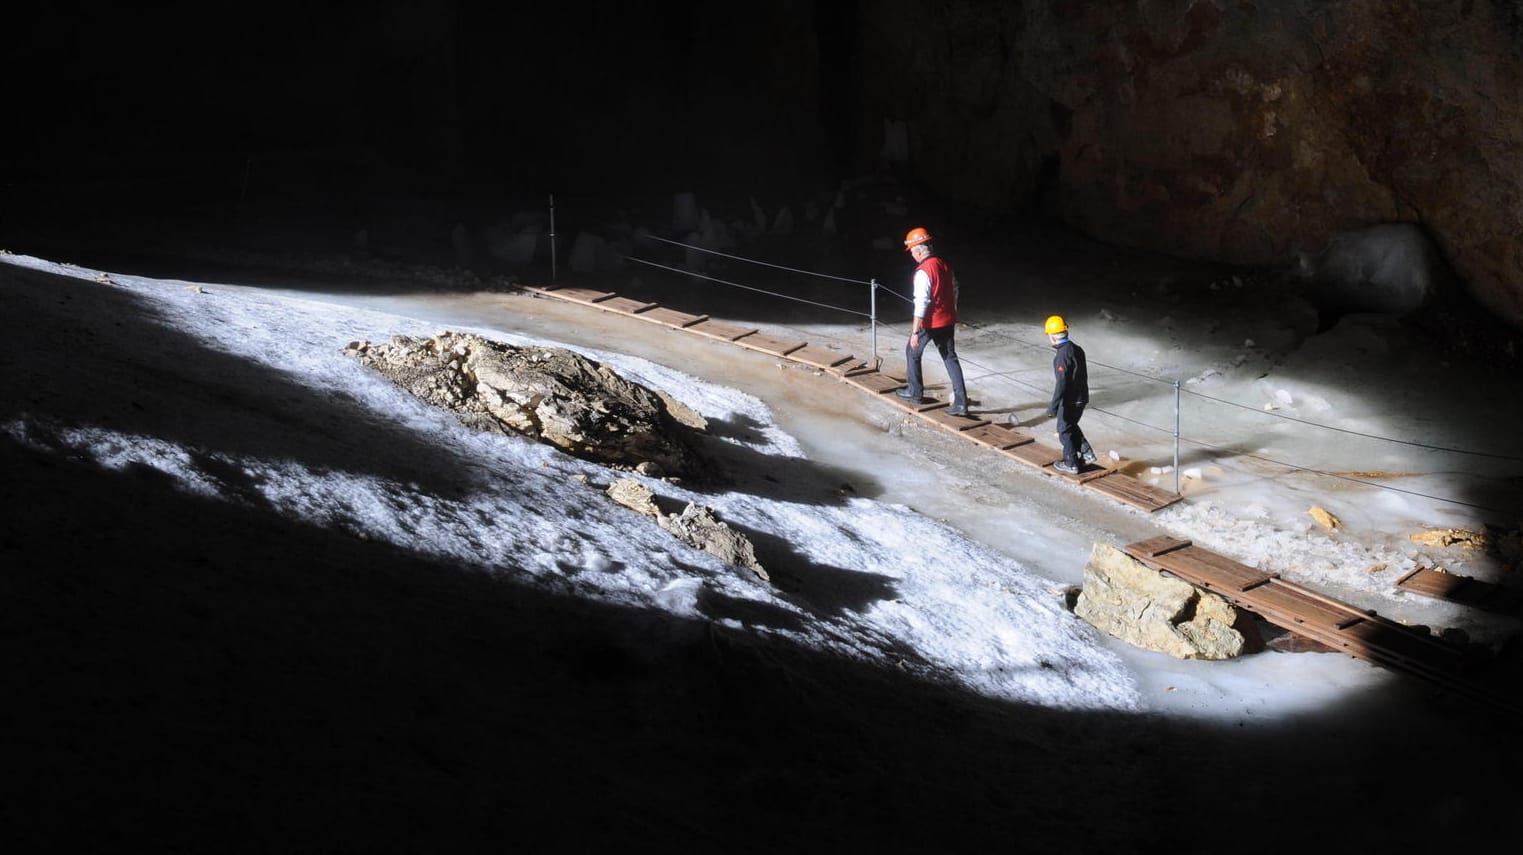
[1125,536,1522,717]
[527,283,1180,513]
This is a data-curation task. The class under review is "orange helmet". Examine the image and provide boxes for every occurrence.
[903,227,931,251]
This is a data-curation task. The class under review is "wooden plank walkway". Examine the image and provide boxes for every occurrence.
[1125,536,1522,715]
[526,283,1181,513]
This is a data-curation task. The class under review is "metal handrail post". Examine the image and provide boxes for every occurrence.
[1173,379,1181,495]
[869,278,879,369]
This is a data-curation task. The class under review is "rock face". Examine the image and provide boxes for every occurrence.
[344,332,707,478]
[855,1,1523,334]
[1074,543,1260,660]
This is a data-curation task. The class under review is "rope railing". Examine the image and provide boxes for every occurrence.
[623,255,871,318]
[603,221,1519,514]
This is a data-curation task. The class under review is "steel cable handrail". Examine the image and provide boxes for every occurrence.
[601,224,1521,509]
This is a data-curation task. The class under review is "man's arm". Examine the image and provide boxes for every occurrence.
[910,269,931,335]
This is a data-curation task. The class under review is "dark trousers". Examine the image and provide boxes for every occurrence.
[1055,401,1091,466]
[904,325,967,407]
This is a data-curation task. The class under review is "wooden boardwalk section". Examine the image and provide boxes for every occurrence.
[1125,536,1522,716]
[527,283,1181,513]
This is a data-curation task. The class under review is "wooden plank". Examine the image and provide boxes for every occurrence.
[1395,566,1470,599]
[733,332,808,357]
[828,359,871,376]
[1084,473,1182,512]
[891,396,948,414]
[919,409,989,431]
[1005,442,1065,468]
[1392,566,1523,613]
[1146,545,1274,593]
[686,319,759,341]
[1336,619,1472,669]
[537,286,615,305]
[596,295,660,314]
[789,345,856,370]
[1239,581,1362,632]
[1126,536,1192,559]
[1060,464,1111,484]
[634,306,708,328]
[842,370,904,394]
[963,423,1034,450]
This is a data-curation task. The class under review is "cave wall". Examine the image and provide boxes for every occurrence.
[854,0,1523,330]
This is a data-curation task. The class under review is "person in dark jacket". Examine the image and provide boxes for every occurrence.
[1045,314,1096,474]
[896,226,969,417]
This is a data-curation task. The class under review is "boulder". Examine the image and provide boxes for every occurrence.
[1074,543,1260,660]
[657,503,768,582]
[344,332,708,478]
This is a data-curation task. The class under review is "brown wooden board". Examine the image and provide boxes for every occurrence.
[635,306,708,328]
[733,332,808,357]
[686,319,759,341]
[1335,618,1473,670]
[538,286,614,305]
[1239,581,1364,632]
[596,295,660,315]
[1084,473,1183,512]
[1006,442,1065,468]
[1062,465,1112,484]
[963,423,1034,450]
[891,396,948,414]
[842,370,904,394]
[1142,544,1274,593]
[1126,536,1192,559]
[920,409,988,431]
[789,345,856,370]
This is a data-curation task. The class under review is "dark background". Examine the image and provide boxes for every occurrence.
[3,2,864,206]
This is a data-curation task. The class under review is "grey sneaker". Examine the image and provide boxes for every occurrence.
[1082,448,1098,466]
[1053,460,1080,475]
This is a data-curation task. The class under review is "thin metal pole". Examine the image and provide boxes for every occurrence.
[549,194,557,283]
[1173,379,1181,495]
[869,278,879,369]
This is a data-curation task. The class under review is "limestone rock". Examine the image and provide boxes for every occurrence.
[606,478,660,517]
[1074,543,1259,660]
[657,503,768,582]
[344,332,708,477]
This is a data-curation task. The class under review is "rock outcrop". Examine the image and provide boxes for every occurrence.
[1074,542,1260,660]
[344,332,708,478]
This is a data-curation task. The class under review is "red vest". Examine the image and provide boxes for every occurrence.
[917,255,958,329]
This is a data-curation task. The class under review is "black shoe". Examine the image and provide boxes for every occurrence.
[1053,460,1080,475]
[946,406,969,417]
[895,388,924,401]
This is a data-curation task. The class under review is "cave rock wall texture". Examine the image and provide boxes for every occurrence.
[854,0,1523,330]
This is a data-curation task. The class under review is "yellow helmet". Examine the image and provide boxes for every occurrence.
[1044,315,1068,335]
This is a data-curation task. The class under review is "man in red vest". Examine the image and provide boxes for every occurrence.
[896,227,969,417]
